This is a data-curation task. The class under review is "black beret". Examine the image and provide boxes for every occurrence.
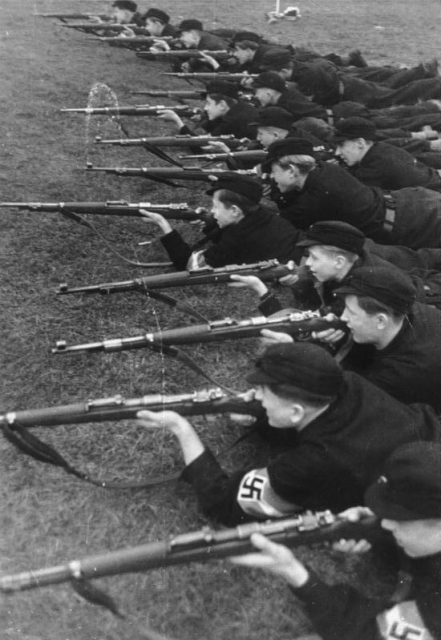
[253,71,286,93]
[144,8,170,23]
[179,19,203,32]
[232,31,263,45]
[335,265,416,314]
[247,343,344,398]
[266,137,315,165]
[205,81,238,100]
[333,116,377,143]
[206,173,263,204]
[297,221,365,255]
[250,107,294,131]
[112,0,137,11]
[365,442,441,521]
[260,49,293,70]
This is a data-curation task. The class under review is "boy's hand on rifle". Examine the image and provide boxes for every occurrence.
[156,109,185,129]
[240,74,254,89]
[312,313,346,344]
[150,39,170,52]
[278,261,300,286]
[259,329,294,346]
[139,209,173,235]
[137,409,190,434]
[332,506,375,554]
[117,26,135,37]
[230,533,309,587]
[229,389,258,425]
[202,141,231,153]
[229,274,269,297]
[198,51,220,70]
[137,410,205,465]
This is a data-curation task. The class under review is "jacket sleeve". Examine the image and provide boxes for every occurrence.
[181,448,303,526]
[293,572,386,640]
[181,438,353,525]
[258,291,284,316]
[160,230,193,270]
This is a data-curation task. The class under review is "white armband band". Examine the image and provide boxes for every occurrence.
[237,468,300,518]
[377,600,434,640]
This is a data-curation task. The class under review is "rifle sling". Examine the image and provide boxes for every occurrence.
[143,289,209,322]
[1,419,252,489]
[60,212,173,268]
[141,140,183,167]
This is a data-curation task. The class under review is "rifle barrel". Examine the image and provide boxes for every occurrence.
[0,389,261,428]
[52,312,346,354]
[137,50,229,60]
[130,90,205,98]
[180,150,267,162]
[0,201,201,220]
[94,135,243,149]
[85,164,257,181]
[163,72,257,80]
[0,513,383,593]
[56,261,293,296]
[61,105,199,116]
[35,13,110,20]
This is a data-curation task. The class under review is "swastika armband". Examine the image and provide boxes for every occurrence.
[237,468,300,518]
[377,601,434,640]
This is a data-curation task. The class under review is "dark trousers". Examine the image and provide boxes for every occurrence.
[349,64,429,88]
[342,76,441,109]
[391,187,441,248]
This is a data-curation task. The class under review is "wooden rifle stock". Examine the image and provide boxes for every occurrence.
[56,260,295,296]
[0,389,261,429]
[0,512,383,592]
[52,311,346,355]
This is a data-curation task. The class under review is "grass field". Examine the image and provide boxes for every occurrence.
[0,1,439,639]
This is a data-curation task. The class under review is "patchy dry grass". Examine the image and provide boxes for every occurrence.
[0,0,439,638]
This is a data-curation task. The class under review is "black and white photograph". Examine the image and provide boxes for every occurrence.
[1,1,441,638]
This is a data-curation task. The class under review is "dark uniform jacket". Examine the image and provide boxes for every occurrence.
[161,23,179,37]
[203,101,259,139]
[275,164,441,249]
[275,162,386,238]
[348,141,441,192]
[277,88,327,121]
[294,554,441,640]
[342,302,441,409]
[240,44,291,74]
[289,59,341,106]
[197,31,229,51]
[180,100,259,140]
[160,205,304,270]
[182,372,441,525]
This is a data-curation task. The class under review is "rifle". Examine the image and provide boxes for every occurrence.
[86,163,257,183]
[57,260,296,297]
[52,311,346,355]
[34,13,110,21]
[0,389,261,488]
[180,150,267,163]
[94,134,246,149]
[62,23,149,34]
[61,104,201,117]
[131,89,206,99]
[0,201,204,221]
[163,72,257,81]
[0,512,382,594]
[0,388,261,429]
[94,34,169,44]
[137,50,230,61]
